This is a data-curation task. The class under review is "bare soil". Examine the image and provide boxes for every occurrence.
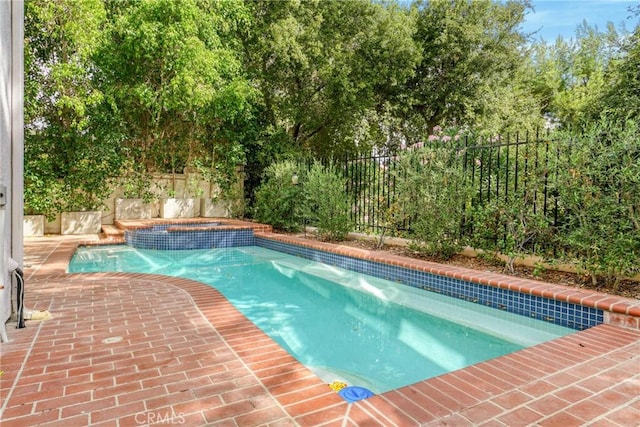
[291,233,640,300]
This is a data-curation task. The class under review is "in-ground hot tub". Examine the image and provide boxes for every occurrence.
[124,221,255,250]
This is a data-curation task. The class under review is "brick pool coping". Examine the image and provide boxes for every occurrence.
[256,232,640,330]
[3,229,637,425]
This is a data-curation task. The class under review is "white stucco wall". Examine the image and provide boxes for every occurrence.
[0,0,24,337]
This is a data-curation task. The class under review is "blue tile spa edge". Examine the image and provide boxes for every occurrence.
[125,227,256,250]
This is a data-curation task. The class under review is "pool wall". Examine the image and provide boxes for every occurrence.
[255,236,604,330]
[124,221,257,250]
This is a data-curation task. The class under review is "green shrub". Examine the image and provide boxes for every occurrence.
[24,134,122,216]
[252,160,304,231]
[470,190,552,273]
[393,146,474,259]
[120,158,155,202]
[468,138,555,273]
[23,153,64,220]
[553,119,640,288]
[303,162,351,241]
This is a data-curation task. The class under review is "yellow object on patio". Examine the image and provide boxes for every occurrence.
[329,381,348,392]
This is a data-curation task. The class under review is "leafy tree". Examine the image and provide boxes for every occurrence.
[96,0,255,194]
[527,21,629,128]
[24,0,119,213]
[243,0,419,157]
[406,0,533,133]
[600,13,640,120]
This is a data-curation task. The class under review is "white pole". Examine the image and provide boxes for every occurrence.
[0,204,6,333]
[11,0,24,265]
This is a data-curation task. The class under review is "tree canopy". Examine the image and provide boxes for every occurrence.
[407,0,534,133]
[97,0,255,176]
[244,0,419,157]
[24,0,116,213]
[23,0,640,214]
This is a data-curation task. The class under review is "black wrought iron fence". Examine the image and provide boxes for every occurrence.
[341,130,560,234]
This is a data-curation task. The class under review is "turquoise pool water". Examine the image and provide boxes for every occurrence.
[69,245,574,394]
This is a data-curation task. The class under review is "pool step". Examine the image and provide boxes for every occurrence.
[100,224,125,242]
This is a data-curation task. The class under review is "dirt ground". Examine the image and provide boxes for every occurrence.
[292,232,640,300]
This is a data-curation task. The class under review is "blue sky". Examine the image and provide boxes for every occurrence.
[520,0,639,41]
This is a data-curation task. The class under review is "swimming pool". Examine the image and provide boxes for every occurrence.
[69,245,574,394]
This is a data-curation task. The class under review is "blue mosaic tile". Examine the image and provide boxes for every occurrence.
[255,237,604,330]
[126,228,255,250]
